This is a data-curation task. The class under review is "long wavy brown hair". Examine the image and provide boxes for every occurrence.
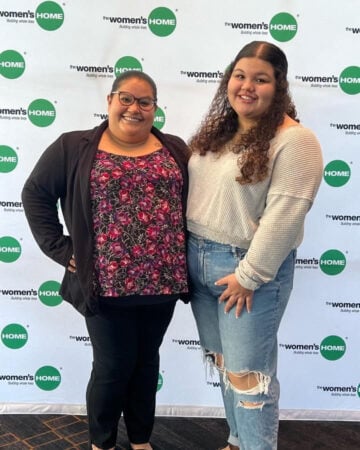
[189,41,299,184]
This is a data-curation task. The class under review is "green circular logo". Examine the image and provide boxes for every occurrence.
[0,50,25,79]
[157,373,163,391]
[27,99,56,127]
[35,366,61,390]
[0,145,18,173]
[269,12,297,42]
[36,1,64,31]
[0,236,21,263]
[153,106,166,130]
[38,280,62,307]
[319,249,346,276]
[339,66,360,95]
[320,335,346,361]
[148,7,176,37]
[114,56,142,77]
[358,384,360,398]
[323,160,350,187]
[1,324,28,349]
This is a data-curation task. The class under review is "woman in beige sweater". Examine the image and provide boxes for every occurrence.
[186,41,323,450]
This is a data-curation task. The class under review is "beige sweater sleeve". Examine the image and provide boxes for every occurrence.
[235,127,323,290]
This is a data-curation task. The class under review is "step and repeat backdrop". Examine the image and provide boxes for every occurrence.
[0,0,359,420]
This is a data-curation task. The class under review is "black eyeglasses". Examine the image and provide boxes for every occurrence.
[111,91,157,111]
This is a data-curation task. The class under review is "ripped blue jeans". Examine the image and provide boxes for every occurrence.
[187,232,296,450]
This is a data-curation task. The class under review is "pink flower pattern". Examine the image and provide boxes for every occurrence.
[90,148,188,298]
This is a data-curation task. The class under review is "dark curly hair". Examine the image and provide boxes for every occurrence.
[189,41,299,184]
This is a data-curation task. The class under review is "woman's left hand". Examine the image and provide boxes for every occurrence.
[216,274,254,318]
[67,254,76,273]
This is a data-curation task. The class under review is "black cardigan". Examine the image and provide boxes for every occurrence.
[22,120,190,315]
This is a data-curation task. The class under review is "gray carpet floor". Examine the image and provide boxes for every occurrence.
[0,414,359,449]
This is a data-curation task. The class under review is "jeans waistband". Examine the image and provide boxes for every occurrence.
[188,232,247,257]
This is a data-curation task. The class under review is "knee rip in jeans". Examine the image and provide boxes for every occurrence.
[227,370,270,410]
[207,351,270,410]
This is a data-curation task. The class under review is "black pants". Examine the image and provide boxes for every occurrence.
[85,301,176,449]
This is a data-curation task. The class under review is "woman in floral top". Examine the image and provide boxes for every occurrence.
[22,71,190,450]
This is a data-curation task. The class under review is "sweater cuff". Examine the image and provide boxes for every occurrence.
[234,266,261,291]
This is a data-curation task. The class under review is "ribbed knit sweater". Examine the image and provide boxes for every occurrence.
[186,125,323,290]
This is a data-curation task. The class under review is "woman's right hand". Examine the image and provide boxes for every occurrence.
[67,254,76,273]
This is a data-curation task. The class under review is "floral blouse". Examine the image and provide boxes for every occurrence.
[90,147,188,299]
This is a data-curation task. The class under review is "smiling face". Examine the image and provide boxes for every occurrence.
[227,57,276,131]
[107,77,157,144]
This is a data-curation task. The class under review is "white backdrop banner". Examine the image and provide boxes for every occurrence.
[0,0,359,421]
